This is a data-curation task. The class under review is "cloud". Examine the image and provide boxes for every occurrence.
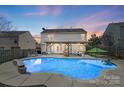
[75,6,119,27]
[62,6,122,39]
[24,10,48,16]
[87,31,104,40]
[24,6,48,16]
[24,6,62,16]
[24,6,123,39]
[61,6,124,39]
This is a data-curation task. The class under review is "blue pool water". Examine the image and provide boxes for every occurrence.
[23,57,117,80]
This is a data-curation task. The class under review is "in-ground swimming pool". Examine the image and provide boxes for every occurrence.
[23,57,117,80]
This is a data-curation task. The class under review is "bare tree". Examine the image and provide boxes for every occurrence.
[0,16,13,31]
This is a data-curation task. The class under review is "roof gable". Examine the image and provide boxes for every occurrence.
[109,22,124,26]
[0,31,28,38]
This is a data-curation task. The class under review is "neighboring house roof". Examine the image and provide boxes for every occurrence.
[103,22,124,35]
[109,22,124,26]
[41,28,87,33]
[0,31,28,38]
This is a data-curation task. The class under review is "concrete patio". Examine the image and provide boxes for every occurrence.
[0,55,124,87]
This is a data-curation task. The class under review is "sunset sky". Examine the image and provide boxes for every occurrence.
[0,5,124,42]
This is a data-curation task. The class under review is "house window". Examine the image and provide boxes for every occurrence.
[47,34,54,41]
[81,34,85,41]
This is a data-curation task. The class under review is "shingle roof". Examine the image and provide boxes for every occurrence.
[110,22,124,26]
[0,31,28,38]
[41,28,87,33]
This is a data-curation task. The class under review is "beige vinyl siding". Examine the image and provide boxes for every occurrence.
[19,32,36,49]
[41,33,86,42]
[0,37,18,49]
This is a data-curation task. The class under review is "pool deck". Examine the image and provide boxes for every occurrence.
[0,54,124,87]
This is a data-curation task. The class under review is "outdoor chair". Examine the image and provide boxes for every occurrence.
[28,53,37,57]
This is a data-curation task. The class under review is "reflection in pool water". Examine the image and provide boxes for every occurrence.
[33,59,42,65]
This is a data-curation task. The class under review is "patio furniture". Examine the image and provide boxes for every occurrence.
[17,61,27,74]
[13,59,23,66]
[41,52,47,55]
[72,50,77,55]
[13,59,27,74]
[81,53,85,57]
[103,59,115,65]
[28,54,38,57]
[77,51,82,56]
[18,65,27,74]
[13,59,18,66]
[63,50,69,57]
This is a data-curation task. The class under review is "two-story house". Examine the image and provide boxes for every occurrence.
[41,28,87,54]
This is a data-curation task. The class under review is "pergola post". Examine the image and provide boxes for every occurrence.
[65,42,70,56]
[67,43,70,56]
[45,43,48,54]
[46,43,52,54]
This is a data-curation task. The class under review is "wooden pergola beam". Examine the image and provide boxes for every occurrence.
[45,41,87,44]
[45,41,86,56]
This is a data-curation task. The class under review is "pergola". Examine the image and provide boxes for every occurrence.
[45,41,87,56]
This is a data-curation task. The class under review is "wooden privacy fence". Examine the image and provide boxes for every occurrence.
[0,49,35,64]
[109,46,124,58]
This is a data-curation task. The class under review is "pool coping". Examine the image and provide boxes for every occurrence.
[0,56,123,87]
